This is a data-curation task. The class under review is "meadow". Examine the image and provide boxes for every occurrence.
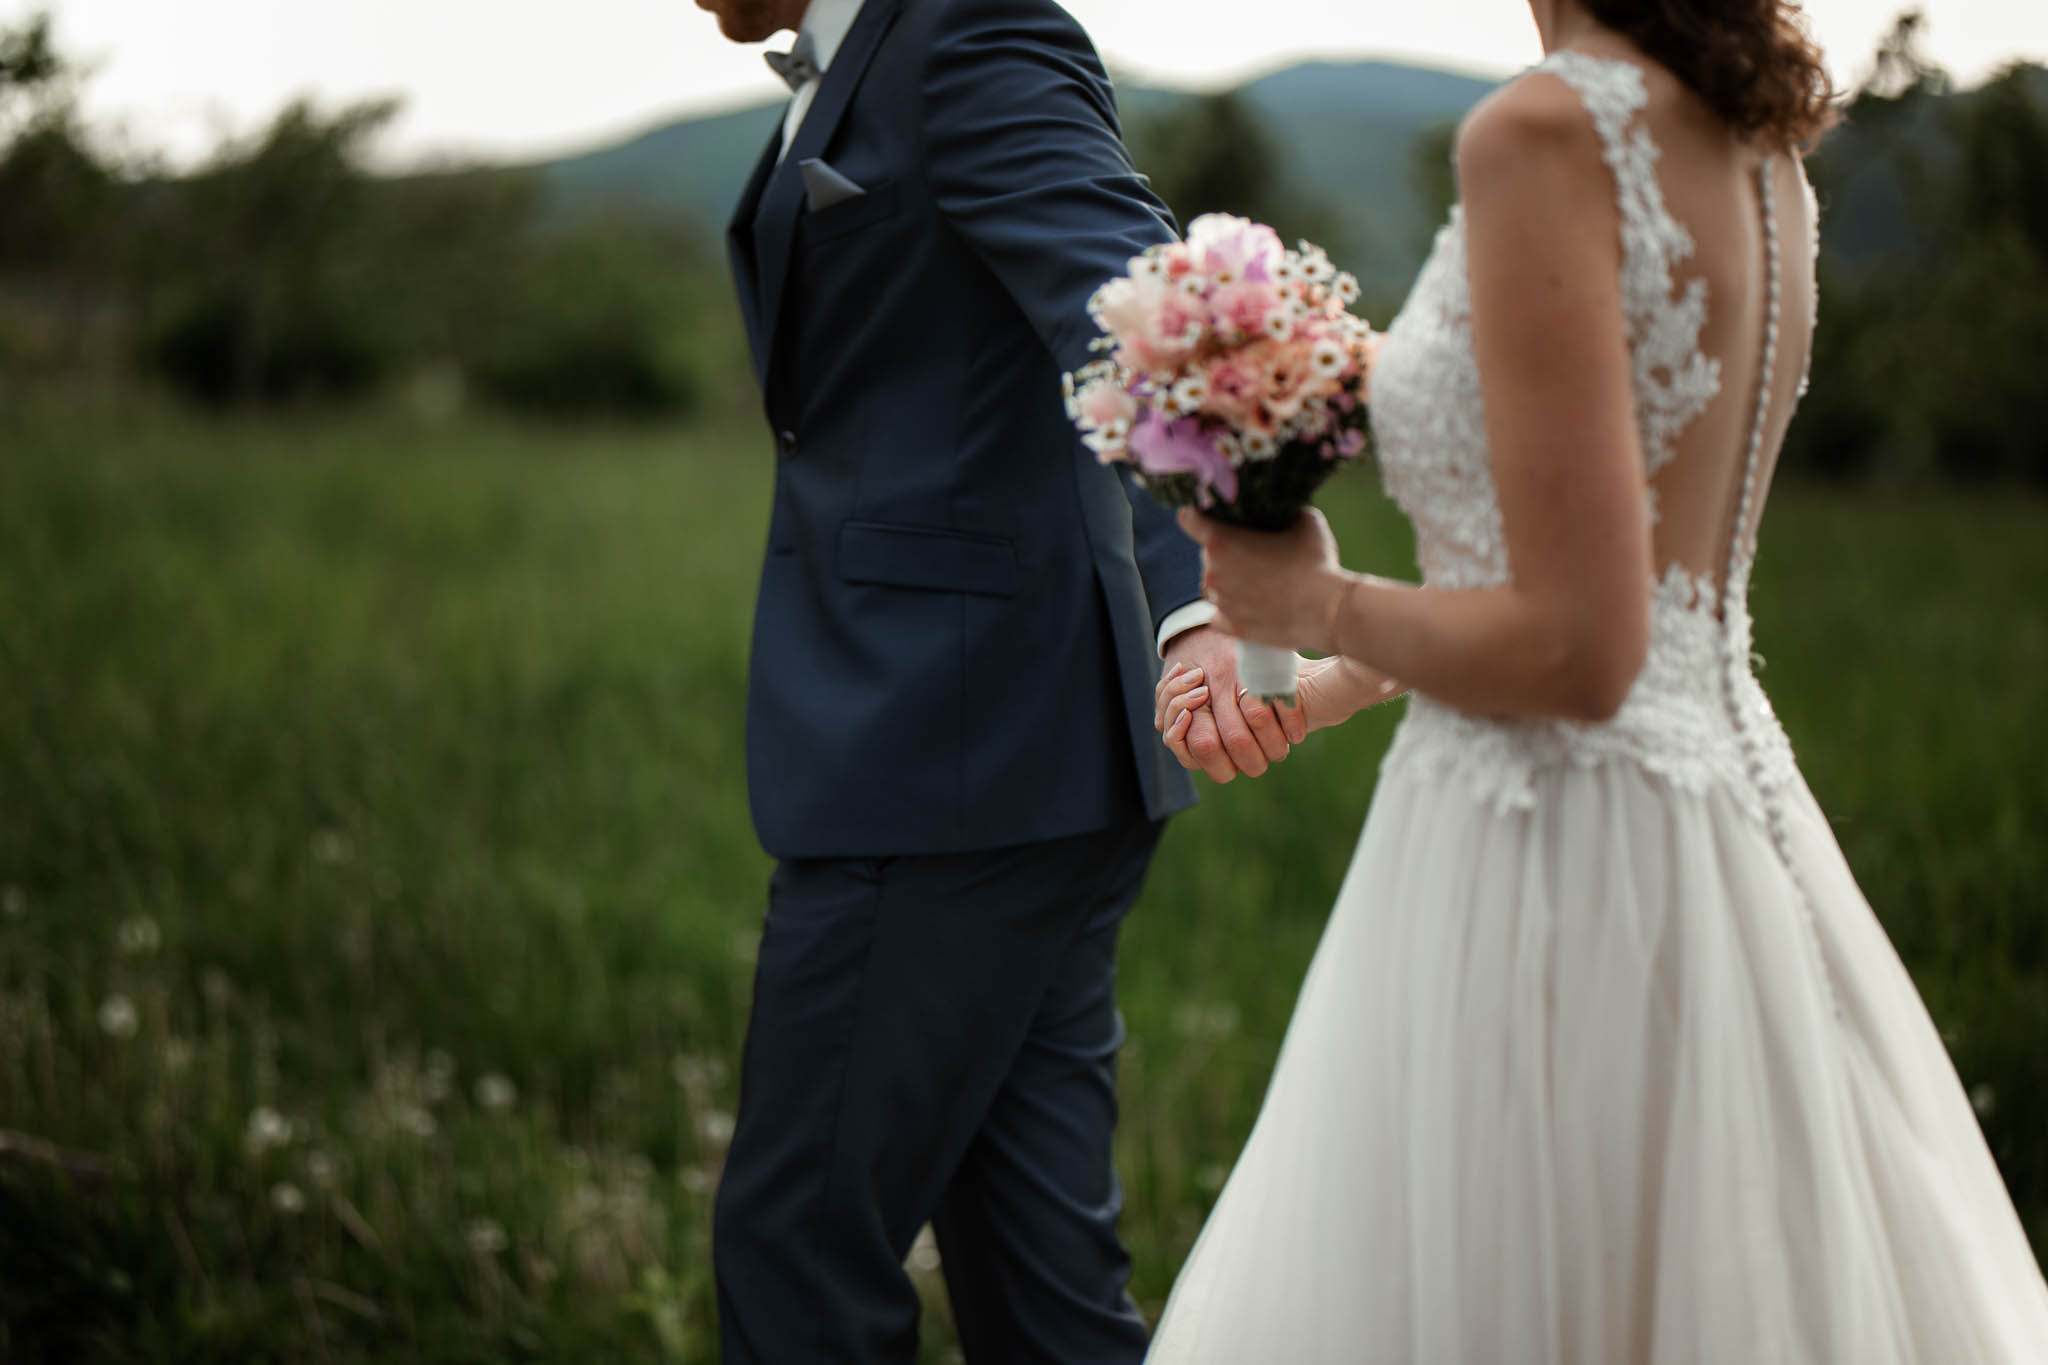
[2,395,2044,1362]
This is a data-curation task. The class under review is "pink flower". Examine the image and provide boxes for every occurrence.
[1202,358,1264,428]
[1076,379,1137,431]
[1209,281,1280,339]
[1127,410,1239,501]
[1336,428,1368,458]
[1188,214,1283,285]
[1091,275,1170,351]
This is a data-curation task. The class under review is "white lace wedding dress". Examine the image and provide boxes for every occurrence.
[1147,52,2048,1363]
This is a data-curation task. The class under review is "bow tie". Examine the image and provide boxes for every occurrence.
[765,32,821,91]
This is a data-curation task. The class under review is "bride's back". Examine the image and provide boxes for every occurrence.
[1562,34,1820,596]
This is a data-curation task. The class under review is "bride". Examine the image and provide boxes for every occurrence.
[1145,0,2048,1359]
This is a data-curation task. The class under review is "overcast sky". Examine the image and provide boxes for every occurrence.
[7,1,2045,169]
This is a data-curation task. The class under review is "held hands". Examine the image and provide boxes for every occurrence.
[1154,625,1303,783]
[1177,507,1352,656]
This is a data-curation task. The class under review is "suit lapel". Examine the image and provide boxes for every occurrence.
[727,124,783,381]
[750,0,904,392]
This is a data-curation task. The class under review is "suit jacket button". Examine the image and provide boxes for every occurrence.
[777,430,798,458]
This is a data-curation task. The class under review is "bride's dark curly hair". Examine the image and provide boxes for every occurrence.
[1584,0,1838,146]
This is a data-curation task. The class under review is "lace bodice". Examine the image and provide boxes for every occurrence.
[1369,50,1818,816]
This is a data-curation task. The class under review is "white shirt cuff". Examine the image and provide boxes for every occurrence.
[1156,600,1219,657]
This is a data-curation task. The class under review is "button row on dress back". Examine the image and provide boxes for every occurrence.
[1720,158,1843,1025]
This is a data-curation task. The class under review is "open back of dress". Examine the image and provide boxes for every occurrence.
[1147,48,2048,1365]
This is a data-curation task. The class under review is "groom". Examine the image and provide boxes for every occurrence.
[696,0,1297,1357]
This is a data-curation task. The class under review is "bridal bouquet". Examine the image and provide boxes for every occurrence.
[1063,213,1378,702]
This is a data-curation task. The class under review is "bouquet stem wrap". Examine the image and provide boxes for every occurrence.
[1063,215,1381,710]
[1235,639,1300,705]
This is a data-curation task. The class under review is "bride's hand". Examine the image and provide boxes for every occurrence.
[1156,661,1309,779]
[1178,507,1352,655]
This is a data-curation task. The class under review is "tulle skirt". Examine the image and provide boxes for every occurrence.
[1147,754,2048,1362]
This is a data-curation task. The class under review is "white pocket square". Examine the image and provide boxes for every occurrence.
[799,157,867,213]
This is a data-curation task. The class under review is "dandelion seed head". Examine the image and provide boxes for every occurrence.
[310,828,353,865]
[115,915,161,956]
[1971,1083,1997,1118]
[246,1106,294,1155]
[270,1182,306,1214]
[698,1111,736,1147]
[422,1049,455,1103]
[201,969,233,1009]
[474,1073,517,1112]
[98,994,139,1039]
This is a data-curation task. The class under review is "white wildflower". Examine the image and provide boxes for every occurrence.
[423,1049,456,1103]
[474,1073,517,1112]
[1128,252,1165,280]
[466,1219,507,1255]
[1310,338,1347,379]
[306,1151,338,1188]
[98,994,139,1039]
[1082,429,1129,461]
[1332,272,1361,305]
[201,968,233,1009]
[1173,1002,1242,1039]
[116,915,161,956]
[1171,374,1209,411]
[270,1181,306,1214]
[1241,432,1277,461]
[1262,308,1294,342]
[246,1106,294,1155]
[2,885,24,919]
[698,1111,737,1146]
[1971,1083,1996,1118]
[1175,274,1206,300]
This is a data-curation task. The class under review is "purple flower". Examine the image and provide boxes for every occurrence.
[1128,410,1239,502]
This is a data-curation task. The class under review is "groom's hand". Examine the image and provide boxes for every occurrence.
[1157,626,1302,783]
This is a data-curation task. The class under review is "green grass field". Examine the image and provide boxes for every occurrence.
[3,398,2044,1361]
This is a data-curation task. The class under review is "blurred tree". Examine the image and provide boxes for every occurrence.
[1860,10,1951,105]
[1129,92,1347,262]
[1787,12,2048,486]
[1409,121,1459,256]
[144,100,400,404]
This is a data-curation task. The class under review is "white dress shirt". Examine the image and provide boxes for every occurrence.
[779,0,867,157]
[775,0,1212,654]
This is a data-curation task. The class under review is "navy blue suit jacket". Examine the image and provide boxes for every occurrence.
[727,0,1203,860]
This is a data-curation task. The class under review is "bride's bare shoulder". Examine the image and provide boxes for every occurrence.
[1454,68,1611,212]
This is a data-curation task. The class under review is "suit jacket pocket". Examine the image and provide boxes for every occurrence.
[837,520,1017,597]
[804,179,901,243]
